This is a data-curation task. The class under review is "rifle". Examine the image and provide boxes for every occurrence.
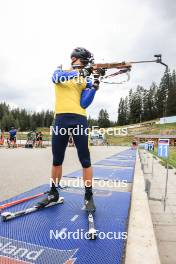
[72,54,168,84]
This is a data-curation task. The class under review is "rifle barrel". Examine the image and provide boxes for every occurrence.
[130,60,157,64]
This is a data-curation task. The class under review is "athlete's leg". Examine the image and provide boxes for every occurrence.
[51,116,69,187]
[72,125,92,187]
[36,116,69,208]
[14,136,17,148]
[51,165,62,186]
[72,116,95,209]
[83,167,92,187]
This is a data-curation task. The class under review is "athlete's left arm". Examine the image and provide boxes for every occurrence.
[80,78,97,109]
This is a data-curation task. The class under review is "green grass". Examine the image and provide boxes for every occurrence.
[155,123,176,129]
[106,135,133,146]
[105,122,176,136]
[168,148,176,168]
[105,122,176,146]
[150,147,176,168]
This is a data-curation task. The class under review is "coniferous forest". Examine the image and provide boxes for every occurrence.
[0,104,54,131]
[117,70,176,125]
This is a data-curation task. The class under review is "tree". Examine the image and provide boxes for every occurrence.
[44,110,54,127]
[88,115,98,127]
[0,102,54,131]
[166,70,176,116]
[129,86,143,124]
[124,96,129,124]
[98,109,110,128]
[143,83,158,121]
[155,70,170,118]
[118,98,126,125]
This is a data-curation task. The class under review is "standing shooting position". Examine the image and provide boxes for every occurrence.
[37,47,104,211]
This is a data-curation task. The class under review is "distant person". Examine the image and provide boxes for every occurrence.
[131,140,137,149]
[8,127,17,148]
[36,131,43,148]
[0,129,5,145]
[31,131,37,146]
[35,132,39,147]
[26,131,36,148]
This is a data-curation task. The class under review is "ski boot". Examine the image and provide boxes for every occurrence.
[35,187,59,209]
[84,193,96,212]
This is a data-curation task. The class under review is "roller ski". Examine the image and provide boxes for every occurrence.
[1,197,64,222]
[1,186,63,222]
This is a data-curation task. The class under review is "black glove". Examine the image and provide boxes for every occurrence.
[93,79,100,90]
[96,68,106,76]
[79,64,93,77]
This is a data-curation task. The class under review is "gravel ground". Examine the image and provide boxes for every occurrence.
[0,146,128,201]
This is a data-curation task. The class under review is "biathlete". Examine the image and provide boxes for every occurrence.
[37,47,104,211]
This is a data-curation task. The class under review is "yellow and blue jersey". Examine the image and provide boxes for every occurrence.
[52,69,96,116]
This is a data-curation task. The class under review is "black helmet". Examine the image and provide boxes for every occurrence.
[71,47,94,65]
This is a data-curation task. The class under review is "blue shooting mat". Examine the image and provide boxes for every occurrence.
[107,154,136,161]
[0,185,131,264]
[64,166,134,183]
[94,149,137,167]
[117,149,137,157]
[94,159,135,167]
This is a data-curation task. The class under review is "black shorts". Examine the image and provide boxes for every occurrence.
[52,113,91,168]
[10,136,16,142]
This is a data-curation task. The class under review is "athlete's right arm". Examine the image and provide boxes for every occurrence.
[52,69,78,84]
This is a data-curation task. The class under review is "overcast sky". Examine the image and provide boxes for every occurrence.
[0,0,176,121]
